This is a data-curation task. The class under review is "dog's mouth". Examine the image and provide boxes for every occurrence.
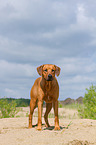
[44,78,53,81]
[43,74,53,81]
[46,78,53,81]
[46,74,53,81]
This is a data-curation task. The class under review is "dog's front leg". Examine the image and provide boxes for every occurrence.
[37,100,43,130]
[53,100,60,130]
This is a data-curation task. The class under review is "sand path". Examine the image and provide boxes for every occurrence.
[0,108,96,145]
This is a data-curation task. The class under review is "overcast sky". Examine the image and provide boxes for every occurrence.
[0,0,96,100]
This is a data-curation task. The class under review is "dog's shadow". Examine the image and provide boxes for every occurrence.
[32,124,65,131]
[43,126,65,131]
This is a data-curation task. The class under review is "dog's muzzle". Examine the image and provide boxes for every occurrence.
[47,74,53,81]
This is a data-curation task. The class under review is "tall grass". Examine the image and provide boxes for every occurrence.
[62,103,83,110]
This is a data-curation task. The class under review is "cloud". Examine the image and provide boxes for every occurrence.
[0,60,37,98]
[0,0,96,99]
[0,60,37,80]
[58,56,96,99]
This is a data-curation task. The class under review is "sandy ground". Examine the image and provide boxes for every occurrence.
[0,107,96,145]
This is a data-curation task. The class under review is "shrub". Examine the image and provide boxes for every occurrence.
[59,102,63,108]
[0,98,19,118]
[78,85,96,119]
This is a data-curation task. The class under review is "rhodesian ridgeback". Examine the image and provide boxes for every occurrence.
[28,64,61,130]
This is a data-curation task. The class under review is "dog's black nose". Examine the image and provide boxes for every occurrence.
[48,74,52,79]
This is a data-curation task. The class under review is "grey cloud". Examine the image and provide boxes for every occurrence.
[0,0,96,99]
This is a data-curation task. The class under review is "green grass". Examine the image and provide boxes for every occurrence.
[61,103,83,110]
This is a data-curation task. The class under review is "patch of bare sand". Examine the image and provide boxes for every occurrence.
[0,107,96,145]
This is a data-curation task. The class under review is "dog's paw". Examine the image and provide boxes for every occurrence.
[54,126,60,130]
[28,125,32,129]
[37,126,42,131]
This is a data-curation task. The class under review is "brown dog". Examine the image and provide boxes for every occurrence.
[28,64,61,130]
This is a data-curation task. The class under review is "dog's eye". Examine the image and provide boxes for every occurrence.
[52,69,55,72]
[44,69,47,72]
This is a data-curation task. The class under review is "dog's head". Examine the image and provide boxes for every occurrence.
[37,64,61,81]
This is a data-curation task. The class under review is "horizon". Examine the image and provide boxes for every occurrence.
[0,96,83,101]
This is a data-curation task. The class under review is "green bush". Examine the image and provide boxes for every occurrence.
[0,98,19,118]
[59,102,63,108]
[78,85,96,119]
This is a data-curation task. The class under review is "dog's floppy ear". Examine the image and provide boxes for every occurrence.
[37,65,44,76]
[54,65,61,76]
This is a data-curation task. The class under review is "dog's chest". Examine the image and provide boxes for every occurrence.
[43,93,53,103]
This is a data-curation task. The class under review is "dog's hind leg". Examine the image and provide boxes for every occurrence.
[44,103,52,127]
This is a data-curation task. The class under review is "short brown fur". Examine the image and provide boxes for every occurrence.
[28,64,61,130]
